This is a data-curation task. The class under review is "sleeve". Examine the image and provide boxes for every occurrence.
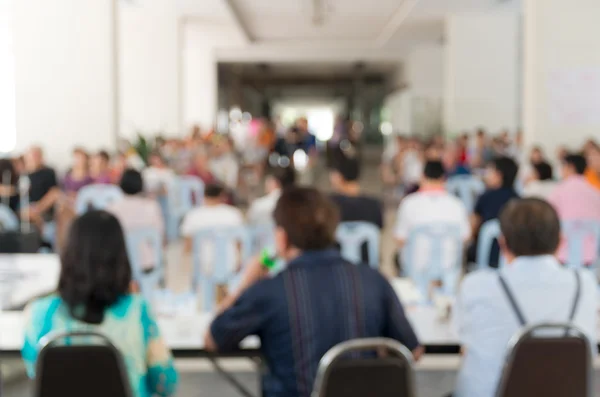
[209,284,269,351]
[394,202,410,240]
[141,300,178,397]
[48,169,58,188]
[381,277,420,351]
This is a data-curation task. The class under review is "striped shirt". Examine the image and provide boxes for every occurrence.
[210,249,419,397]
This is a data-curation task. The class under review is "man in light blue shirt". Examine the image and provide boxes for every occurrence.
[454,198,598,397]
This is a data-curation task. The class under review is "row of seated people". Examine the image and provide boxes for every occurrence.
[17,186,597,397]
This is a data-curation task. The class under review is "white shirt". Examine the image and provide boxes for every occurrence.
[455,256,597,397]
[521,180,558,199]
[142,167,175,193]
[402,150,423,185]
[210,154,239,189]
[247,189,280,225]
[180,204,244,272]
[395,189,470,270]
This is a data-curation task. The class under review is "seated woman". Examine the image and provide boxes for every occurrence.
[63,148,94,197]
[21,211,177,397]
[90,150,112,184]
[0,159,20,216]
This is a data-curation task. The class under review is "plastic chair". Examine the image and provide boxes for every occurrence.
[476,219,507,269]
[336,222,381,269]
[249,222,276,254]
[446,175,485,213]
[165,176,205,241]
[125,228,163,301]
[0,204,19,231]
[191,226,253,311]
[312,338,416,397]
[75,184,124,214]
[35,331,133,397]
[495,323,592,397]
[561,220,600,269]
[403,223,463,300]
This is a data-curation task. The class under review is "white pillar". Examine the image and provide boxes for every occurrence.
[13,0,117,169]
[119,0,180,140]
[523,0,600,155]
[444,12,520,135]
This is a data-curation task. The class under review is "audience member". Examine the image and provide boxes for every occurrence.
[584,141,600,190]
[142,151,175,194]
[247,166,296,225]
[109,152,128,184]
[548,154,600,265]
[395,160,470,271]
[209,137,239,190]
[206,187,422,397]
[21,210,177,397]
[443,143,471,177]
[469,156,519,267]
[90,150,111,184]
[63,148,93,196]
[522,161,556,199]
[454,198,597,397]
[22,146,59,222]
[107,169,164,270]
[186,148,216,185]
[0,159,19,215]
[469,129,493,169]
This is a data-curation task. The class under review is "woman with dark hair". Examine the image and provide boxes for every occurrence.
[21,211,177,397]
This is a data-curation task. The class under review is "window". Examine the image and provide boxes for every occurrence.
[0,1,16,153]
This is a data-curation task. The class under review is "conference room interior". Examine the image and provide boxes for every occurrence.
[2,0,600,397]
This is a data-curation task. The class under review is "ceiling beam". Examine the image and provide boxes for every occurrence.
[222,0,253,44]
[374,0,422,48]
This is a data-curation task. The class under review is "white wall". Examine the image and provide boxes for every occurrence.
[406,45,444,99]
[13,0,116,169]
[383,89,412,135]
[444,12,520,135]
[523,0,600,155]
[119,0,179,140]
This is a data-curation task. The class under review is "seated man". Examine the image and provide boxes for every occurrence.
[454,198,597,397]
[247,166,296,225]
[22,146,59,226]
[206,187,422,397]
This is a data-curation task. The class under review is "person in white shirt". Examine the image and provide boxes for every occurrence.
[522,161,557,199]
[247,166,296,225]
[209,138,239,190]
[142,152,175,194]
[395,160,471,272]
[454,198,597,397]
[180,183,244,272]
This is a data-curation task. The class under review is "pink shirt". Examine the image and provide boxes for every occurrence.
[548,176,600,264]
[107,196,165,269]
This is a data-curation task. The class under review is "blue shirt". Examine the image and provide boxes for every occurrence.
[210,249,419,397]
[455,256,598,397]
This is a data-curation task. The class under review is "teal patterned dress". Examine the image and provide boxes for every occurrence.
[21,294,178,397]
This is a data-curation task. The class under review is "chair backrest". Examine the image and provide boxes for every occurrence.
[124,227,163,300]
[249,222,276,254]
[495,323,592,397]
[312,338,416,397]
[561,220,600,269]
[178,176,205,210]
[336,221,381,269]
[0,204,18,231]
[404,222,463,299]
[164,176,205,241]
[476,219,507,269]
[446,175,485,213]
[75,184,124,214]
[35,331,133,397]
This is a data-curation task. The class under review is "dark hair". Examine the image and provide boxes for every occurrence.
[119,168,143,195]
[533,161,553,181]
[205,183,225,198]
[0,159,18,186]
[59,211,132,324]
[273,187,339,250]
[96,150,110,163]
[492,156,519,188]
[268,166,296,189]
[423,160,445,180]
[499,198,560,256]
[73,147,89,158]
[564,153,587,175]
[332,151,360,182]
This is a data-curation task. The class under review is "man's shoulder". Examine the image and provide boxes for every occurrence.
[460,269,501,299]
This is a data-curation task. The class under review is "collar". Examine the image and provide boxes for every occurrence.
[506,255,560,272]
[419,185,446,193]
[286,248,342,269]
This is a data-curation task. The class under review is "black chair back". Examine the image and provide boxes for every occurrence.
[495,323,592,397]
[35,331,133,397]
[311,338,416,397]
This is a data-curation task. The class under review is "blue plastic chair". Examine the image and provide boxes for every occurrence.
[125,227,164,302]
[249,222,276,254]
[476,219,507,269]
[75,184,124,214]
[336,222,381,269]
[446,175,485,213]
[403,223,463,301]
[561,220,600,269]
[191,226,252,311]
[0,204,19,231]
[165,176,205,241]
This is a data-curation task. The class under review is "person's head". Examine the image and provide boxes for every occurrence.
[204,183,226,205]
[59,210,132,324]
[424,143,442,161]
[297,117,308,132]
[0,159,18,187]
[119,169,144,195]
[485,156,518,189]
[148,151,166,168]
[273,187,339,260]
[584,141,600,172]
[329,152,360,192]
[265,166,296,193]
[532,161,553,181]
[90,150,110,175]
[561,153,587,178]
[24,145,44,172]
[72,148,89,170]
[498,198,561,262]
[529,146,544,165]
[421,160,446,185]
